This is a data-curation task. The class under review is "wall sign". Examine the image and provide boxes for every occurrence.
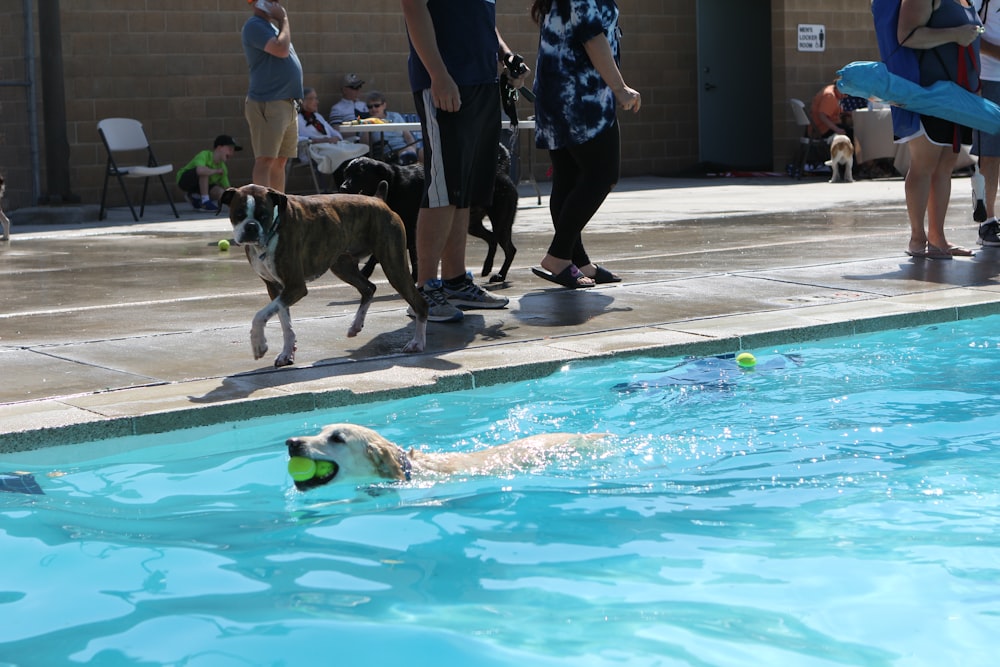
[798,24,826,52]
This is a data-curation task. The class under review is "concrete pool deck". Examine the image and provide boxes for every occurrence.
[4,174,1000,451]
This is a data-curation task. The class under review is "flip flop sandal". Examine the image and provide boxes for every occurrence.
[531,264,595,288]
[925,244,954,260]
[591,265,622,284]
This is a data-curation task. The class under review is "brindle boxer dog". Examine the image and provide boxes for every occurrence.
[219,183,428,367]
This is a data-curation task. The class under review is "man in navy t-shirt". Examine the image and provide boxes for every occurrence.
[402,0,526,322]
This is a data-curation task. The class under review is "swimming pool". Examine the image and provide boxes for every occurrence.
[2,317,1000,665]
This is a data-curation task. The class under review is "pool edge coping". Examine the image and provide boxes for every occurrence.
[4,293,998,454]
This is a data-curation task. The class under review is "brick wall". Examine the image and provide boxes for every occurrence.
[772,2,880,170]
[0,0,880,211]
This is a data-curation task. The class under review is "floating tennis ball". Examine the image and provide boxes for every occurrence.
[287,456,317,481]
[314,460,334,478]
[218,239,230,251]
[736,352,757,368]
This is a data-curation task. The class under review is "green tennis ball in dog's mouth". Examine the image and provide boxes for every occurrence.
[287,456,317,481]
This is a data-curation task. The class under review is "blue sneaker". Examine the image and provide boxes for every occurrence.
[406,279,464,322]
[187,193,202,210]
[202,200,219,213]
[442,272,509,309]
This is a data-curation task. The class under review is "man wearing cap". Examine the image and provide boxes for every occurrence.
[176,135,242,212]
[328,73,370,124]
[242,0,303,192]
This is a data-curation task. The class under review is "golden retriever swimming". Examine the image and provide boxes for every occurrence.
[285,422,608,490]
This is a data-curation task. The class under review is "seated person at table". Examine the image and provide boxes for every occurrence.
[809,81,856,140]
[363,91,421,165]
[298,87,369,176]
[328,73,369,124]
[176,134,241,212]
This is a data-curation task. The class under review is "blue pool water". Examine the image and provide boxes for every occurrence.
[3,318,1000,666]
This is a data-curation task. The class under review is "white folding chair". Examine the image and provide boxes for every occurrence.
[285,139,323,194]
[788,99,830,180]
[97,118,178,221]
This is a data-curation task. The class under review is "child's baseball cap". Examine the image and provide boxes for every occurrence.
[214,135,243,151]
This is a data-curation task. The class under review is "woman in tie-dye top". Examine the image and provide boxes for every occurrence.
[530,0,640,288]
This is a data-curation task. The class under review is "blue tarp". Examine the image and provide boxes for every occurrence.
[836,60,1000,135]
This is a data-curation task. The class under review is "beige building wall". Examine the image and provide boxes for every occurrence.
[0,1,880,212]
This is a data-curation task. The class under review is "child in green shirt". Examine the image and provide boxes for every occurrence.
[176,135,242,212]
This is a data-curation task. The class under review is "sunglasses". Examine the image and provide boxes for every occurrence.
[367,102,384,109]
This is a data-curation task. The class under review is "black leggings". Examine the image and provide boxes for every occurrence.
[546,121,621,266]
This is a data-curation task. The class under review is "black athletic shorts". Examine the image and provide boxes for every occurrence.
[413,82,500,209]
[921,114,972,147]
[177,168,200,195]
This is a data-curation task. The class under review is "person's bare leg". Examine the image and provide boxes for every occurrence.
[980,155,1000,219]
[269,158,288,193]
[904,136,937,254]
[416,205,457,286]
[440,207,470,281]
[926,148,960,251]
[253,157,279,189]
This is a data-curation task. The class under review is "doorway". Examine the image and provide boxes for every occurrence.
[696,0,773,171]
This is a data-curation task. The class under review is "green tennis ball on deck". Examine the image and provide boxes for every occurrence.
[314,461,334,478]
[218,239,230,251]
[736,352,757,368]
[287,456,317,481]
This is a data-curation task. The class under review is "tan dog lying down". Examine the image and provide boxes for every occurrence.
[286,422,608,490]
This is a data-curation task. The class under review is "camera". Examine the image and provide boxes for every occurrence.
[504,53,529,80]
[502,53,534,103]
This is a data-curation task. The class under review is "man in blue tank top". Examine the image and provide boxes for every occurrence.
[402,0,527,322]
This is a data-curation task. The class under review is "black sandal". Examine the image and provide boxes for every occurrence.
[531,265,595,288]
[591,265,622,284]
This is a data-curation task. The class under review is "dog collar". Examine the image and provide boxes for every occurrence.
[398,450,412,481]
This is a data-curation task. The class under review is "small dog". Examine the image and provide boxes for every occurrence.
[285,422,608,490]
[219,183,428,367]
[341,144,518,283]
[0,175,10,241]
[825,135,855,183]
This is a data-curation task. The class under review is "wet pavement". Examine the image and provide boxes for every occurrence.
[4,175,1000,451]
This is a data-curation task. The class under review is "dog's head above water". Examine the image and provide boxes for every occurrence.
[285,423,412,491]
[220,184,288,247]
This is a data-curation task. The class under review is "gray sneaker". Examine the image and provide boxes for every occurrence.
[408,279,464,323]
[441,272,509,309]
[978,218,1000,247]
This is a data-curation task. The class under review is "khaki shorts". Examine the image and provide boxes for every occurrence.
[244,98,298,159]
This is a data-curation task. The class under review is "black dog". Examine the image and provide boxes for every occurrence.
[340,145,518,283]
